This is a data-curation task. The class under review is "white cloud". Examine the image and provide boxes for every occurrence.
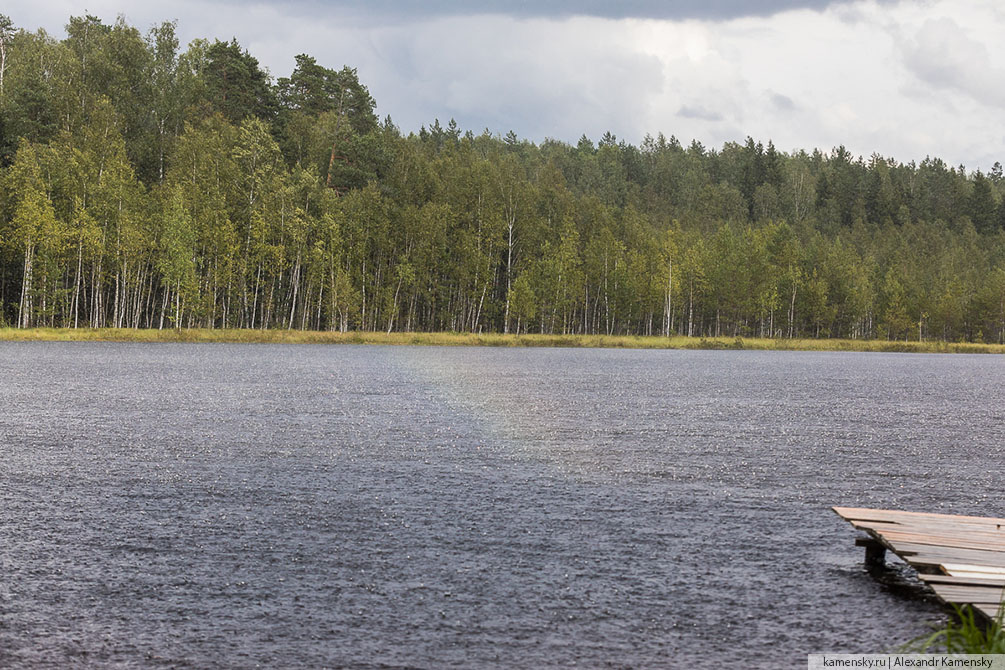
[899,15,1005,108]
[6,0,1005,169]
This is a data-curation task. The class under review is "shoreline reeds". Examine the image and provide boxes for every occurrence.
[1,328,1003,354]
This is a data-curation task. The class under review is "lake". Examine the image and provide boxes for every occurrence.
[1,343,1003,668]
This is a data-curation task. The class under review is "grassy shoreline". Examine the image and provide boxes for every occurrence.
[0,327,1003,353]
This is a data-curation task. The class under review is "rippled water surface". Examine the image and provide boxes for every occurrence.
[2,343,1004,668]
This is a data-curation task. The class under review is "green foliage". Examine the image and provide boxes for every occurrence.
[906,605,1005,654]
[277,56,376,133]
[969,171,997,234]
[203,39,276,123]
[157,187,196,290]
[2,13,1005,338]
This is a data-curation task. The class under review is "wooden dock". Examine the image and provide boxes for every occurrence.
[834,506,1005,621]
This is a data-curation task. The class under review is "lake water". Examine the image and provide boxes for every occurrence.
[1,343,1003,668]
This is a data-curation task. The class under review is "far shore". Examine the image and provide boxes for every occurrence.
[0,328,1003,354]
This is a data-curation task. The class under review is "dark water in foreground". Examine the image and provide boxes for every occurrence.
[1,343,1003,669]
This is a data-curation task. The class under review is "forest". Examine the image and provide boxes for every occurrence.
[3,14,1005,342]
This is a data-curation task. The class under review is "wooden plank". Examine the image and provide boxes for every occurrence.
[837,509,1005,525]
[834,507,1005,526]
[974,604,1003,620]
[840,515,1005,529]
[864,519,1005,534]
[863,530,1005,553]
[943,563,1005,578]
[918,574,1005,587]
[848,524,1005,544]
[926,583,1005,604]
[864,526,1005,543]
[878,542,1005,568]
[850,520,1005,539]
[880,524,1005,537]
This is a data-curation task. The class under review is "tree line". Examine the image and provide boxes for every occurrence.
[3,14,1005,341]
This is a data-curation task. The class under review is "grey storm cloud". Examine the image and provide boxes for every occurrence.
[295,0,856,22]
[769,92,796,111]
[677,105,724,122]
[363,16,667,142]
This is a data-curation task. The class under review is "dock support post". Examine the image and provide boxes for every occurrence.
[855,537,886,568]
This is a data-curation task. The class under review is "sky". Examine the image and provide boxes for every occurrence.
[7,0,1005,170]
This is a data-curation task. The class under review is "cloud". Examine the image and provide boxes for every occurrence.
[899,16,1005,108]
[769,92,796,111]
[303,0,855,23]
[678,105,724,121]
[361,16,667,141]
